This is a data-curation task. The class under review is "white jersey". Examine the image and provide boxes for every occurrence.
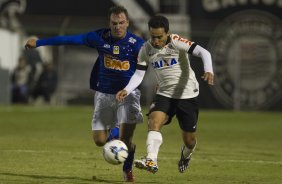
[138,34,199,99]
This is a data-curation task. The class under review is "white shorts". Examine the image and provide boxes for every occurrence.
[91,89,143,130]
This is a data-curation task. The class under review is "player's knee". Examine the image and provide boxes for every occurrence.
[93,139,106,147]
[183,133,196,148]
[92,135,106,147]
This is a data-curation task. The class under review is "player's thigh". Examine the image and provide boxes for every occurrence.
[92,92,117,131]
[148,95,175,130]
[176,97,199,133]
[117,89,143,124]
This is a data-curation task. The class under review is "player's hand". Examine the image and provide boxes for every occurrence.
[116,89,128,102]
[25,38,37,49]
[202,72,214,85]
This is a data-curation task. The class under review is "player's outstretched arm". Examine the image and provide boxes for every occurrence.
[25,34,88,49]
[25,38,37,49]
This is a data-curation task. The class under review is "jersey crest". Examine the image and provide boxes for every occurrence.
[113,46,119,54]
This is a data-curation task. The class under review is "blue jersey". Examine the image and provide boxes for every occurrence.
[36,28,144,94]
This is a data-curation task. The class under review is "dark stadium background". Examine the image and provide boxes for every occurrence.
[1,0,281,111]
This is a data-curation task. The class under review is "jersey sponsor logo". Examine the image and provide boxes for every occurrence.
[209,10,282,110]
[113,46,119,54]
[104,54,130,71]
[152,58,178,69]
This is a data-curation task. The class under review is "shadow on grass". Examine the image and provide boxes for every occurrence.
[91,175,157,183]
[0,172,157,183]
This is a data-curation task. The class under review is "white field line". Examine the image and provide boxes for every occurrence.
[1,149,282,165]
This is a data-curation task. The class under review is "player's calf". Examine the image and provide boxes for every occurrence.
[123,144,136,182]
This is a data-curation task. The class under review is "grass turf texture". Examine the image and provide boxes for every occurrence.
[0,105,281,184]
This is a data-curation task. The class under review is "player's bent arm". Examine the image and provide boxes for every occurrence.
[191,45,213,74]
[124,64,147,94]
[191,45,214,85]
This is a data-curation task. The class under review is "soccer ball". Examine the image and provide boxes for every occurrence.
[103,140,128,165]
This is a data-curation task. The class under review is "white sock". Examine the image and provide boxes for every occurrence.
[146,131,163,162]
[183,142,197,159]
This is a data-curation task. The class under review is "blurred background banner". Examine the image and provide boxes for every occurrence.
[189,1,282,111]
[0,0,281,110]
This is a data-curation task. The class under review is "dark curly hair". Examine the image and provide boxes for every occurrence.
[148,15,169,33]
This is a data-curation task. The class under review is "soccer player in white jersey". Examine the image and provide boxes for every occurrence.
[116,15,214,173]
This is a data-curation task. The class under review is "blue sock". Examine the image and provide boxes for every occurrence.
[123,144,136,172]
[106,126,119,142]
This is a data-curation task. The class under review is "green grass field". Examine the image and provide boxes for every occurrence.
[0,105,281,184]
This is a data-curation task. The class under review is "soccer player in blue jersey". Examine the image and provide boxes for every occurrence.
[25,6,144,182]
